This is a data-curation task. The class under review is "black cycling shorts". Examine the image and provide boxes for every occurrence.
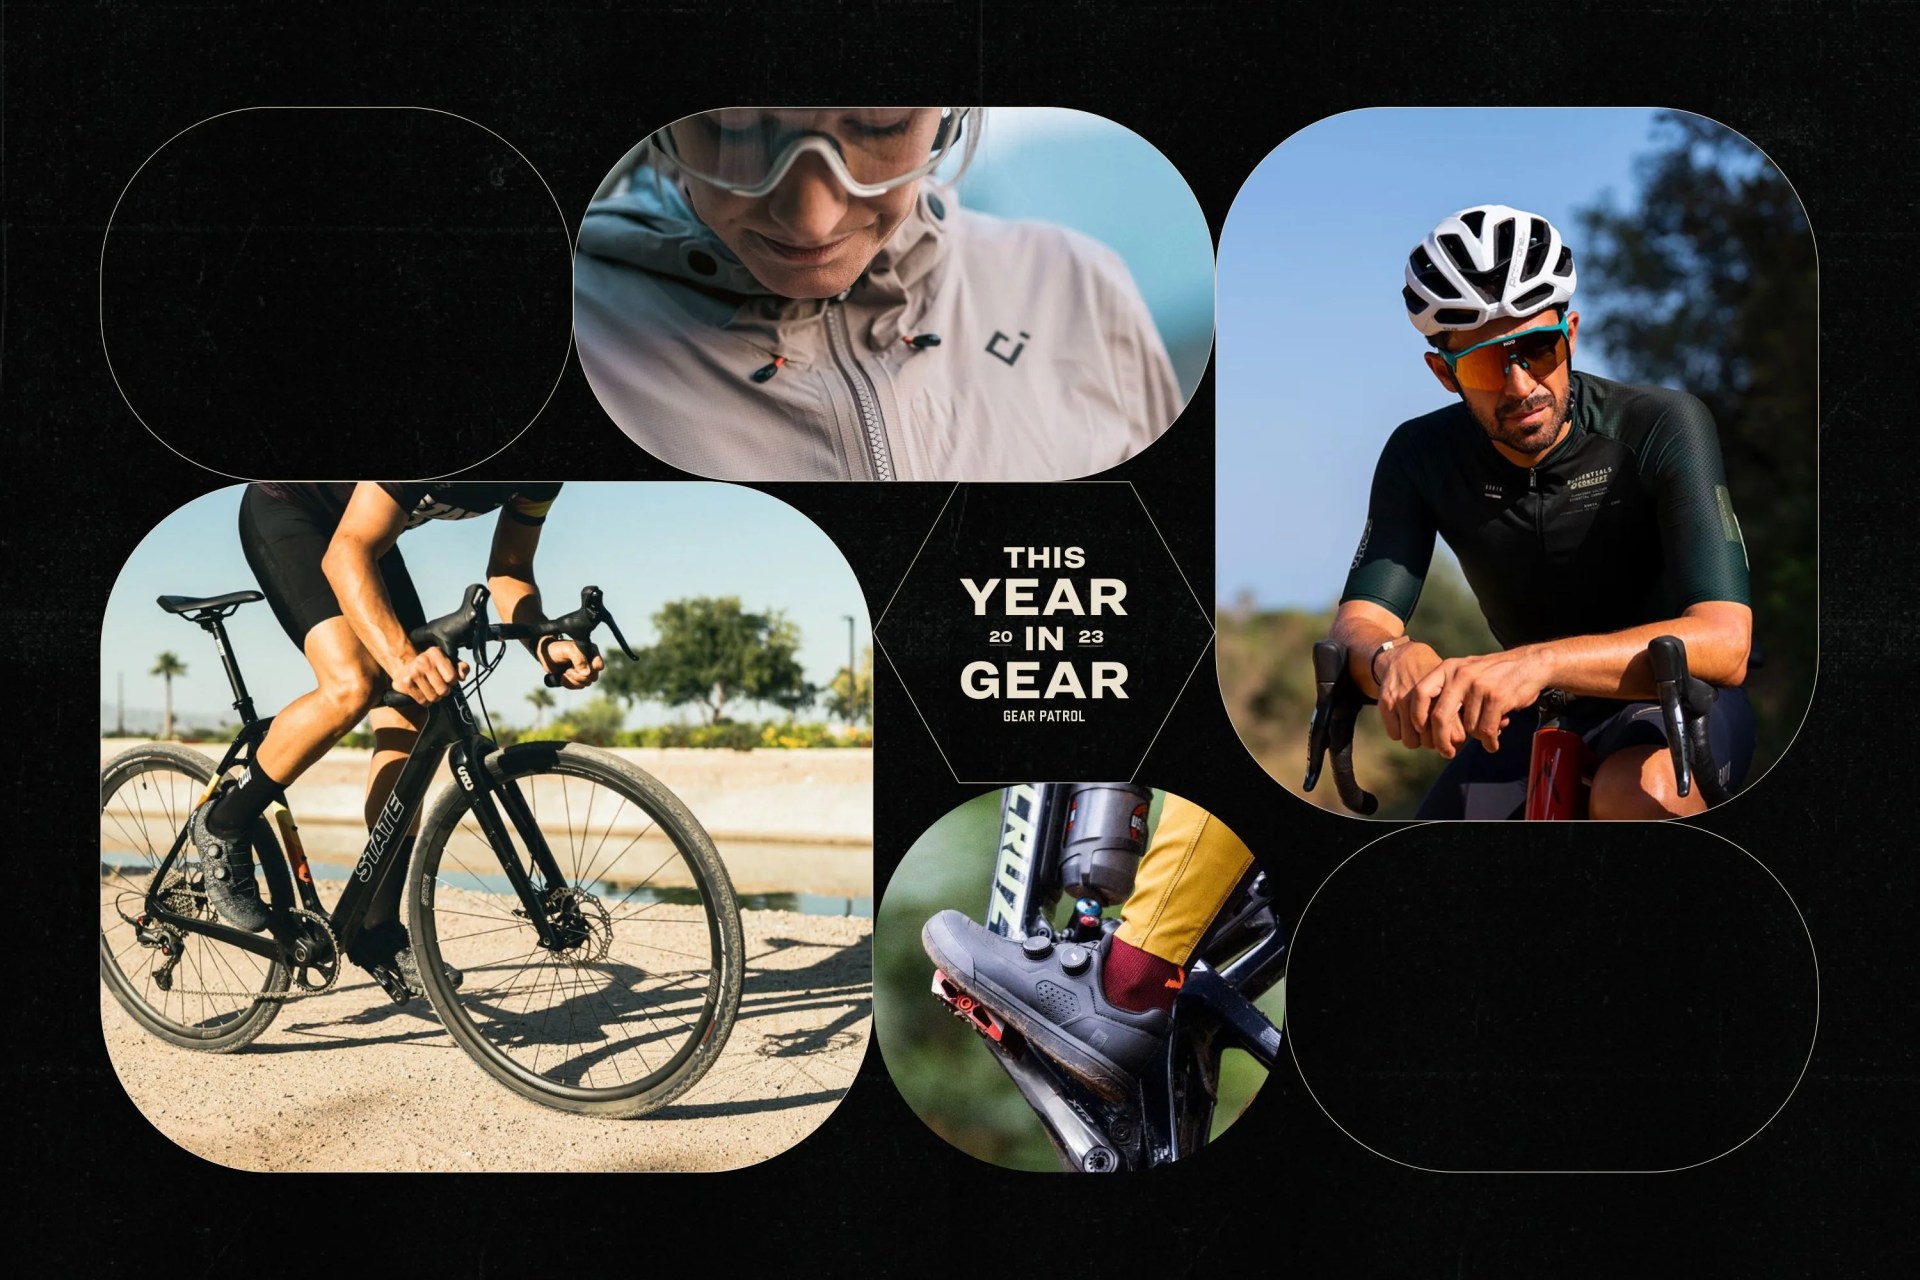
[238,483,427,649]
[1414,685,1757,820]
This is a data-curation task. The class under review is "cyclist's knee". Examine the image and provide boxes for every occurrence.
[314,667,381,728]
[1590,746,1705,820]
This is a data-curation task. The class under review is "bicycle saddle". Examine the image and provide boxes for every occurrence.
[157,590,264,615]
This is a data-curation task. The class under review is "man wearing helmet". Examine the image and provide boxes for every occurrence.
[1330,205,1756,819]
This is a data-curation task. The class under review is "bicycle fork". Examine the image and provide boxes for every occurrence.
[429,742,595,955]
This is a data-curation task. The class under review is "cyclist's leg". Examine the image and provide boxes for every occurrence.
[196,489,417,927]
[1110,796,1254,1004]
[1586,686,1755,819]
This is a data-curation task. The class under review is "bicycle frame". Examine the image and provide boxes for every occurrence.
[132,585,605,983]
[937,784,1287,1172]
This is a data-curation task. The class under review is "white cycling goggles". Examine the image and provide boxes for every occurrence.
[651,107,970,198]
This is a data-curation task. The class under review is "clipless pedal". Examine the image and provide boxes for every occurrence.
[931,969,1011,1046]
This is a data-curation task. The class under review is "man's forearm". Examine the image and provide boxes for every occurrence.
[1330,601,1415,697]
[1510,603,1751,697]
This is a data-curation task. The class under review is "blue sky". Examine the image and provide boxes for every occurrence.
[102,483,870,731]
[1216,108,1742,609]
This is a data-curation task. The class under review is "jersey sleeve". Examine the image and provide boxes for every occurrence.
[504,482,563,525]
[1339,428,1436,625]
[1639,394,1751,609]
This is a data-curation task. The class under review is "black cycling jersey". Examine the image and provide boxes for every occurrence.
[240,482,562,647]
[255,482,562,530]
[1341,372,1749,647]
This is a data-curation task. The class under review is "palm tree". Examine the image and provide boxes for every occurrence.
[526,686,555,729]
[150,652,187,741]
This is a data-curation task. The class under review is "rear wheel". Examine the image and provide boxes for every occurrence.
[410,742,743,1117]
[99,744,289,1050]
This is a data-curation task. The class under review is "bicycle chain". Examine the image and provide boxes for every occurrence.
[148,906,342,1003]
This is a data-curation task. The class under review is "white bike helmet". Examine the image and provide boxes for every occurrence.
[1403,204,1576,336]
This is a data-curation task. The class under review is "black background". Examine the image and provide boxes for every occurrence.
[10,2,1915,1274]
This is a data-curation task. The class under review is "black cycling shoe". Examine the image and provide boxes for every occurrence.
[921,909,1168,1102]
[188,799,270,933]
[349,922,463,1004]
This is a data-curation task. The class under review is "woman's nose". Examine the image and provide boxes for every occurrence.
[763,151,851,242]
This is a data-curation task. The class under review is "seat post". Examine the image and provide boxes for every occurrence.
[198,613,260,726]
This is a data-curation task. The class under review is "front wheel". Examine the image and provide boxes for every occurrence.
[409,742,744,1117]
[99,744,290,1050]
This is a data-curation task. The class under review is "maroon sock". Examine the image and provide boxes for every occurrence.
[1102,936,1184,1014]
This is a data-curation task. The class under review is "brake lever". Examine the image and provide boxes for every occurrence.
[1647,635,1693,798]
[602,607,638,660]
[1306,639,1378,815]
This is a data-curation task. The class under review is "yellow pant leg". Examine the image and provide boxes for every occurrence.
[1114,795,1254,967]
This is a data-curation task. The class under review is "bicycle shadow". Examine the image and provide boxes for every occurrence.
[252,928,874,1121]
[648,930,873,1120]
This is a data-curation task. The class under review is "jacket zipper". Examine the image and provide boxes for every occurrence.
[825,301,895,481]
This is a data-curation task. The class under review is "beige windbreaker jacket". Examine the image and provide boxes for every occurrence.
[574,178,1185,481]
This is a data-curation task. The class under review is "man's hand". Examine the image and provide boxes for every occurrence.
[538,637,603,690]
[391,646,468,705]
[1419,648,1551,756]
[1374,641,1445,749]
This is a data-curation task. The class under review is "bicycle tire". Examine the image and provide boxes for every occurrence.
[99,744,290,1051]
[409,741,744,1118]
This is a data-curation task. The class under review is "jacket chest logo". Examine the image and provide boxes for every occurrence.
[987,330,1030,366]
[1567,466,1613,492]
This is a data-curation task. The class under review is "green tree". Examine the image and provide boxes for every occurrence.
[525,686,555,728]
[823,645,874,727]
[550,694,628,746]
[150,651,186,741]
[603,596,815,724]
[1576,111,1817,771]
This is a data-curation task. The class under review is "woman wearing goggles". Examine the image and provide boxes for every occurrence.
[573,107,1186,481]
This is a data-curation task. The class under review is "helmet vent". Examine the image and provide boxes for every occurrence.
[1437,233,1475,274]
[1556,246,1574,276]
[1434,307,1481,326]
[1459,208,1486,236]
[1411,247,1461,299]
[1512,284,1553,313]
[1493,217,1516,268]
[1402,287,1430,316]
[1522,218,1550,277]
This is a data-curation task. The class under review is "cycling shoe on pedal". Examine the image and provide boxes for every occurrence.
[349,922,464,1004]
[188,800,270,933]
[921,909,1167,1102]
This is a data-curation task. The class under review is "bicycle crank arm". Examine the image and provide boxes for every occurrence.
[931,970,1136,1171]
[994,1036,1128,1172]
[1176,963,1282,1068]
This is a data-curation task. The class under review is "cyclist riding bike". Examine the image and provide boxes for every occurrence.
[1330,204,1756,819]
[189,481,603,992]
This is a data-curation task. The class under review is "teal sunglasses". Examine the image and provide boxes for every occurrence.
[1437,315,1571,392]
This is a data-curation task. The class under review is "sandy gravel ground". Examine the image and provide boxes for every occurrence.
[101,908,871,1172]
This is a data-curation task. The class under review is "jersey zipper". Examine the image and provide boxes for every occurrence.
[1529,467,1545,549]
[825,300,895,481]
